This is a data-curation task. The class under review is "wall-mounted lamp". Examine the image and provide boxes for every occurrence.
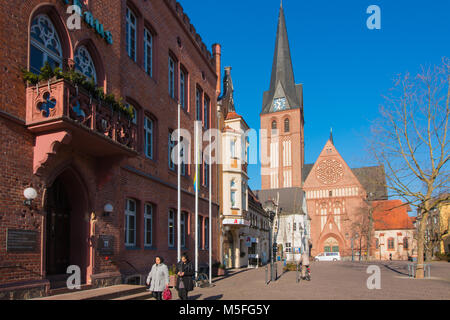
[23,187,38,207]
[103,203,114,217]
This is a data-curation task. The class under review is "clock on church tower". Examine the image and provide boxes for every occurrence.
[272,97,287,112]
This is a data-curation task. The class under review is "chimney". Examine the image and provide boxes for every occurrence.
[212,43,221,96]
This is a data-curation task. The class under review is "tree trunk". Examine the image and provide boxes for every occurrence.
[416,208,428,279]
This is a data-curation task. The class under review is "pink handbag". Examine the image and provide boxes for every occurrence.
[162,286,172,300]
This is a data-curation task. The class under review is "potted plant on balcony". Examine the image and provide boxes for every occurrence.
[168,264,177,287]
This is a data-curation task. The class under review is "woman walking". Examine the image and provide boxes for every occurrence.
[175,253,194,300]
[146,256,169,300]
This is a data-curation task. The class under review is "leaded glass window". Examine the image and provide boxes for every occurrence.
[74,45,97,83]
[30,14,62,74]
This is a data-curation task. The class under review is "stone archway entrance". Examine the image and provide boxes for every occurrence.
[45,169,90,287]
[323,237,340,253]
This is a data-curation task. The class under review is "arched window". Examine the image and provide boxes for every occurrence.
[74,45,97,83]
[284,118,290,132]
[30,14,63,74]
[271,120,277,130]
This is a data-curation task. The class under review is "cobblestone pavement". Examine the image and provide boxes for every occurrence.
[168,261,450,300]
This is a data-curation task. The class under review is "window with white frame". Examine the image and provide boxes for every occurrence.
[30,14,63,74]
[144,116,154,159]
[204,217,209,249]
[230,179,236,208]
[168,130,175,171]
[126,7,137,61]
[196,88,202,121]
[230,139,236,158]
[125,199,137,246]
[181,211,187,248]
[168,209,175,248]
[180,140,186,176]
[168,56,175,98]
[203,162,209,186]
[144,28,153,76]
[198,216,203,249]
[241,181,247,211]
[203,95,210,129]
[180,68,187,109]
[144,203,153,247]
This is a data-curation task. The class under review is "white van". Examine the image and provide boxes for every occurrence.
[314,252,341,262]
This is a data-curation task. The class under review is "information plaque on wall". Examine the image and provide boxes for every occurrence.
[6,229,38,253]
[97,235,114,256]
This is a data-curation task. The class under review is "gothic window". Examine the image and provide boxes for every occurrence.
[74,45,97,83]
[271,120,277,130]
[284,118,290,132]
[30,14,63,74]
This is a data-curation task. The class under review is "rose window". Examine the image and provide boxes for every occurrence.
[316,159,344,185]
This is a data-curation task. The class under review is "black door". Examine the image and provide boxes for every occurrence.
[46,178,71,276]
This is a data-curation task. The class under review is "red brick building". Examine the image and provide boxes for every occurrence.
[0,0,221,299]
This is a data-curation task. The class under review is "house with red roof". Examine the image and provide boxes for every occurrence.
[373,200,417,260]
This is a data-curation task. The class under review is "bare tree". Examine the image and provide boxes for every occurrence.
[369,57,450,278]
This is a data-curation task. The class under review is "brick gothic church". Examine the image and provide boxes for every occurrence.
[256,3,388,259]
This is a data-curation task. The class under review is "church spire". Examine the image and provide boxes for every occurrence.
[330,127,334,144]
[261,4,301,114]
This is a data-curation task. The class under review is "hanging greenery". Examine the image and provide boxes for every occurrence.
[21,62,135,121]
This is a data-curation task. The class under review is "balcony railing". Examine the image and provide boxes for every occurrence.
[26,79,137,154]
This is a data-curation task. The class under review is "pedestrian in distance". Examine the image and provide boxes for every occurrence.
[146,256,170,300]
[389,253,393,261]
[299,251,310,280]
[176,253,195,300]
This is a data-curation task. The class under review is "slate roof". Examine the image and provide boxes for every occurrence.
[351,165,388,201]
[255,187,306,215]
[261,4,303,115]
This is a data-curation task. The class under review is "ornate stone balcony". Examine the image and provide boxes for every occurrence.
[26,79,138,174]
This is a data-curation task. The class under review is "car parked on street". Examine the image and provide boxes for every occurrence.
[314,252,341,262]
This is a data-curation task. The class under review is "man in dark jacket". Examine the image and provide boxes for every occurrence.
[176,254,194,300]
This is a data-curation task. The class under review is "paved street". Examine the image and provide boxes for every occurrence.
[170,261,450,300]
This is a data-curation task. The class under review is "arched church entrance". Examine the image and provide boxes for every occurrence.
[323,236,340,253]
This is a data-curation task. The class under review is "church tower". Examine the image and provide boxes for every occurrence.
[260,3,304,190]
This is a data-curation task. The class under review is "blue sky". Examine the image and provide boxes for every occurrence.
[180,0,449,190]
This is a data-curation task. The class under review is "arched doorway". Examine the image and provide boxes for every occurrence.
[323,237,339,253]
[45,168,90,287]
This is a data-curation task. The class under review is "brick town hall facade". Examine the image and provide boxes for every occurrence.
[0,0,221,299]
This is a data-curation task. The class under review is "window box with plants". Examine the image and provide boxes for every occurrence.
[22,62,137,152]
